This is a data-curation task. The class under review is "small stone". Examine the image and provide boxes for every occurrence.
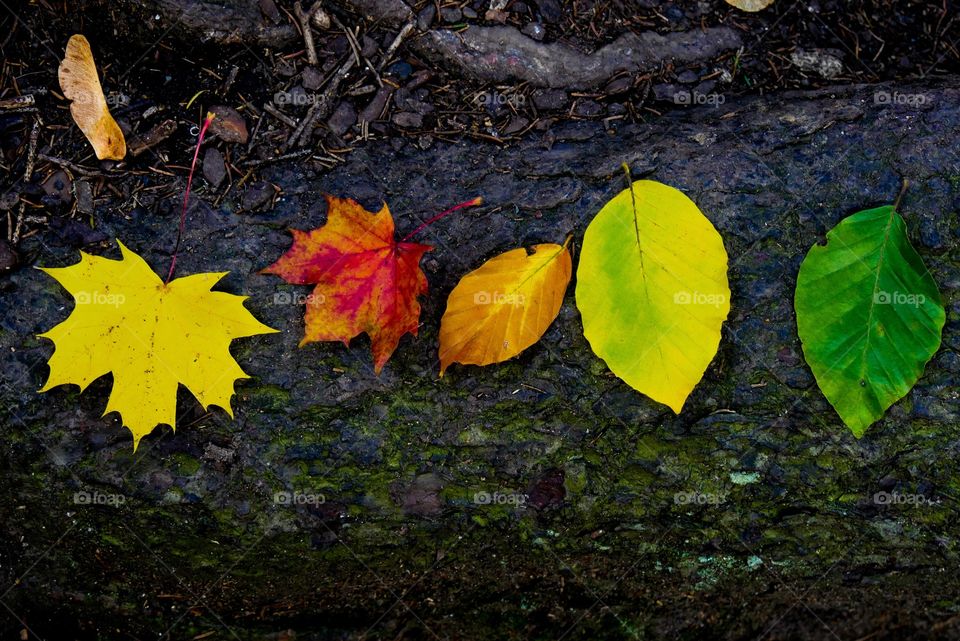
[521,22,546,41]
[527,468,565,510]
[360,35,378,58]
[503,116,530,135]
[74,179,94,215]
[386,61,413,80]
[534,0,562,22]
[274,58,297,77]
[208,106,248,144]
[202,443,235,465]
[258,0,281,23]
[0,240,18,272]
[399,473,444,516]
[574,99,603,117]
[327,101,357,136]
[41,169,72,205]
[462,7,477,18]
[202,147,227,188]
[485,8,508,22]
[406,69,433,90]
[301,66,323,91]
[604,76,633,95]
[790,48,843,79]
[0,192,18,210]
[532,88,569,110]
[242,181,276,211]
[652,83,682,102]
[359,86,394,123]
[440,6,462,22]
[392,111,423,129]
[417,4,436,30]
[663,3,685,22]
[285,85,309,107]
[677,69,699,84]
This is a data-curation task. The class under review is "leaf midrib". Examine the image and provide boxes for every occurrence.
[856,208,897,389]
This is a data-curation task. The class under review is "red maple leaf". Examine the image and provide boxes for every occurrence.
[264,195,432,373]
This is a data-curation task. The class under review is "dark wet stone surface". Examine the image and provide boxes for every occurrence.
[3,79,960,639]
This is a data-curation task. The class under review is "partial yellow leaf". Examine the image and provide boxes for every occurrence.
[58,34,126,160]
[724,0,774,11]
[575,180,730,413]
[439,240,572,375]
[37,240,278,449]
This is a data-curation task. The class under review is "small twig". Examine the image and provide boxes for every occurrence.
[128,119,177,157]
[241,149,313,168]
[219,65,239,95]
[12,120,40,244]
[283,54,356,150]
[332,14,380,87]
[294,1,321,65]
[0,94,34,110]
[378,19,416,72]
[37,154,104,177]
[263,102,298,128]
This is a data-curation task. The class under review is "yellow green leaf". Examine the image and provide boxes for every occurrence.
[439,240,572,375]
[575,179,730,412]
[37,240,278,450]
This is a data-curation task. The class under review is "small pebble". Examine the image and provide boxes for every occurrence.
[392,112,423,129]
[208,105,248,144]
[532,88,569,110]
[301,66,323,91]
[242,181,276,211]
[327,101,357,136]
[202,147,227,188]
[503,116,530,135]
[522,22,546,41]
[75,179,94,215]
[41,170,72,205]
[386,61,413,80]
[574,99,603,117]
[440,6,462,22]
[485,8,508,22]
[604,76,633,95]
[417,4,436,30]
[534,0,562,22]
[360,35,378,58]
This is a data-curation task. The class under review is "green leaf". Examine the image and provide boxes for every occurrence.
[794,205,945,437]
[575,179,730,413]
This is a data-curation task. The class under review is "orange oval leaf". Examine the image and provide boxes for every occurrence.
[439,240,572,375]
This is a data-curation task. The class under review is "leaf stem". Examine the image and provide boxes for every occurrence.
[166,112,216,284]
[401,197,483,242]
[893,178,910,211]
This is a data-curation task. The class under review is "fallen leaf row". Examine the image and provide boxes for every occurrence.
[38,180,943,449]
[38,35,944,450]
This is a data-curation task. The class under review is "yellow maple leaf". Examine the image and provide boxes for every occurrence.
[37,241,278,450]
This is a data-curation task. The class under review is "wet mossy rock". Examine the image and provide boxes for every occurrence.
[4,80,960,639]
